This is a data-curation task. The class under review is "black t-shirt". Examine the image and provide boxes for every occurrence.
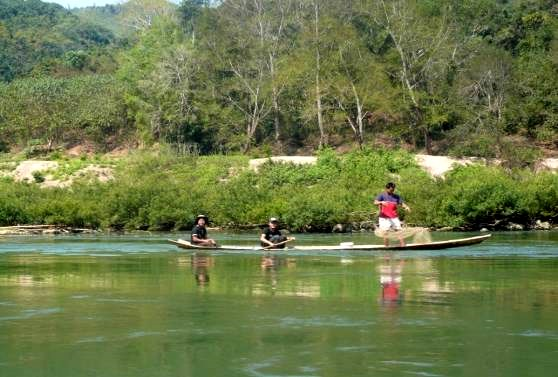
[263,227,282,240]
[191,225,207,243]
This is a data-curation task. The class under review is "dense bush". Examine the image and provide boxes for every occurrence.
[0,149,556,231]
[437,166,525,228]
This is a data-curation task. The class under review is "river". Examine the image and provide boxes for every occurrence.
[1,231,557,377]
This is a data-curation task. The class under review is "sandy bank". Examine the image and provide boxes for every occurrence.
[249,155,558,177]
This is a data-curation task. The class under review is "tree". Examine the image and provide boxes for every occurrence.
[0,75,126,149]
[209,0,284,151]
[177,0,211,44]
[327,11,397,147]
[119,0,177,31]
[371,0,467,153]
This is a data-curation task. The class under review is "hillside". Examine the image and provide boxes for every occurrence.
[72,4,128,38]
[0,0,118,81]
[0,0,557,162]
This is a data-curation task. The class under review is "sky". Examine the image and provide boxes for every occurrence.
[46,0,122,8]
[45,0,179,9]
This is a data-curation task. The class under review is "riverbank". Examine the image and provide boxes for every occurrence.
[249,155,558,177]
[0,148,556,232]
[0,225,98,235]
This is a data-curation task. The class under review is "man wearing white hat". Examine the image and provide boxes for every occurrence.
[260,217,294,249]
[191,215,217,246]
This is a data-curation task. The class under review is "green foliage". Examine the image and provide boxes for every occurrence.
[32,171,45,183]
[72,4,128,39]
[519,172,558,221]
[0,0,557,160]
[0,0,118,82]
[437,165,525,227]
[0,75,128,149]
[0,150,556,230]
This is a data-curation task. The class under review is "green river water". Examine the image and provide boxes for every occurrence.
[1,231,557,377]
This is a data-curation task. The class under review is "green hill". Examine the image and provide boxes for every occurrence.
[0,0,557,161]
[72,4,128,38]
[0,0,116,81]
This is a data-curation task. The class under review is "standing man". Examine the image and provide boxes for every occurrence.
[374,182,411,246]
[260,217,294,249]
[191,214,217,247]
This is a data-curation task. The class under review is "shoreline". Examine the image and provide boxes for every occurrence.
[0,222,555,236]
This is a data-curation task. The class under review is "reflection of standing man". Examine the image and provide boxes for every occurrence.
[379,257,403,306]
[374,182,411,246]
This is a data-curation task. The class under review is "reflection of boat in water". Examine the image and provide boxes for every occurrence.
[169,234,491,251]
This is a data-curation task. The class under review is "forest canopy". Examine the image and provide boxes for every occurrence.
[0,0,557,159]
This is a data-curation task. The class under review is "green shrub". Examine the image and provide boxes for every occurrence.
[437,165,526,228]
[32,171,45,183]
[519,172,558,222]
[0,150,553,231]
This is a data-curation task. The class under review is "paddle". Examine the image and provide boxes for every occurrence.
[262,237,295,250]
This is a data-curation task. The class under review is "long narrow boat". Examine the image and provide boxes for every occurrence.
[168,234,491,251]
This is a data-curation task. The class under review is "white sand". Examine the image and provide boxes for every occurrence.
[8,160,113,188]
[249,155,557,177]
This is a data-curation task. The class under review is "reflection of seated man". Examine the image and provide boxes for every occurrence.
[261,255,278,270]
[192,253,211,286]
[379,258,403,305]
[260,255,279,292]
[191,214,217,247]
[260,217,293,249]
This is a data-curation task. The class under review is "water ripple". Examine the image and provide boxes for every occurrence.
[336,345,375,352]
[279,315,374,328]
[128,331,164,338]
[0,307,62,321]
[244,357,319,377]
[76,336,106,344]
[509,330,558,340]
[95,298,159,303]
[382,360,435,367]
[404,371,444,377]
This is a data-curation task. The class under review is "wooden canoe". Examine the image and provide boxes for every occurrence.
[168,234,491,251]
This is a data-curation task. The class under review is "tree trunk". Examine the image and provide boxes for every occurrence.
[355,116,364,148]
[352,82,364,148]
[243,116,258,153]
[272,91,280,144]
[423,126,431,154]
[270,54,281,145]
[314,1,326,147]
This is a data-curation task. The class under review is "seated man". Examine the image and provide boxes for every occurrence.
[260,217,293,249]
[191,215,217,247]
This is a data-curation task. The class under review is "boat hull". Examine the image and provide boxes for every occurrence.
[168,234,491,251]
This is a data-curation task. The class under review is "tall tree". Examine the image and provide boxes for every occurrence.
[371,0,465,152]
[119,0,176,31]
[210,0,292,151]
